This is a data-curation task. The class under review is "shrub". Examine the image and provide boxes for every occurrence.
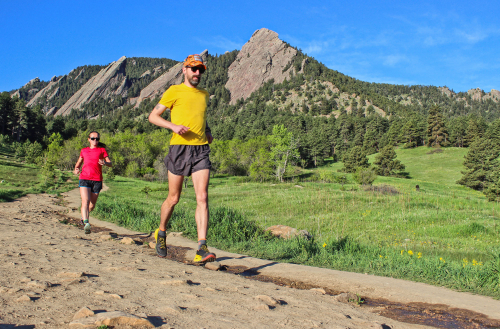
[352,167,377,185]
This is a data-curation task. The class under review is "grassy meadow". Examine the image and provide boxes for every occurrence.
[2,145,499,297]
[91,146,500,298]
[0,147,77,201]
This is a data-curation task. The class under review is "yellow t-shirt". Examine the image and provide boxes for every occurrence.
[158,83,210,145]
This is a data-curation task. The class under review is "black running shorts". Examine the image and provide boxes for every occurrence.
[79,179,103,194]
[164,144,211,177]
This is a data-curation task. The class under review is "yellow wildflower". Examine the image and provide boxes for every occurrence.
[439,257,445,263]
[323,243,327,248]
[408,250,413,256]
[417,252,422,259]
[400,250,404,255]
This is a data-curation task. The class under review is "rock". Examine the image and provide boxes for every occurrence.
[204,261,222,271]
[333,292,360,304]
[58,271,84,278]
[27,280,52,289]
[16,295,32,302]
[163,305,182,314]
[69,311,154,328]
[27,76,61,107]
[55,56,129,116]
[159,279,188,286]
[310,288,326,294]
[109,293,122,299]
[73,307,95,320]
[254,303,270,311]
[121,237,135,245]
[225,28,297,104]
[254,295,279,306]
[149,241,156,249]
[266,225,311,240]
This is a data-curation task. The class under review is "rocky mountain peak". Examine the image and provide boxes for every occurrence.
[225,28,297,104]
[55,56,129,116]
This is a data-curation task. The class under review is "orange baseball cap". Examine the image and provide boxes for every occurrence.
[183,54,207,70]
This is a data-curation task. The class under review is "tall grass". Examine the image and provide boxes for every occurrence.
[91,147,500,297]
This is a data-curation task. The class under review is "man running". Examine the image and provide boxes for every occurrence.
[148,54,216,263]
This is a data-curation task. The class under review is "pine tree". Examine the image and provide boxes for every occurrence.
[427,105,448,147]
[342,146,369,173]
[457,137,500,191]
[373,145,405,176]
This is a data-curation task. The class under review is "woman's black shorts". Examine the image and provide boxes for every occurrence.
[79,180,103,194]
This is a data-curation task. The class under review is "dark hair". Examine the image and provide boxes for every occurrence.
[89,131,107,148]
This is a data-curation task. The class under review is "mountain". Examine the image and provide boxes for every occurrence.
[10,28,500,125]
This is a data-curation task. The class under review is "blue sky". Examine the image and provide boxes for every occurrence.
[1,0,499,93]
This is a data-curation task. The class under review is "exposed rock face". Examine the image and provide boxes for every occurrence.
[55,56,129,116]
[27,76,61,108]
[225,28,297,104]
[438,86,453,97]
[132,50,207,108]
[467,88,500,102]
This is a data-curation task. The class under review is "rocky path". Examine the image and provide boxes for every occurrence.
[0,191,499,328]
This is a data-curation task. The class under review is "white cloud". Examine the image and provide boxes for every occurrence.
[383,54,408,66]
[199,36,243,52]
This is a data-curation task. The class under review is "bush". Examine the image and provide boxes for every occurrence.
[352,167,377,185]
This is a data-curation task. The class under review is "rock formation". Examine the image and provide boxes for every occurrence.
[132,50,207,108]
[55,56,129,116]
[27,76,61,108]
[225,28,297,104]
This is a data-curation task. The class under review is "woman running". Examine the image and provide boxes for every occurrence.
[73,131,112,234]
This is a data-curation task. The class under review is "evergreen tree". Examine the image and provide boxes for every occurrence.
[457,137,500,191]
[373,145,405,176]
[427,105,449,147]
[342,146,369,173]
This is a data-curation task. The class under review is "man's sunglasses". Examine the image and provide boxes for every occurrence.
[189,66,205,74]
[90,137,100,141]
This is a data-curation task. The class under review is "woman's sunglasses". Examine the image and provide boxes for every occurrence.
[90,137,100,141]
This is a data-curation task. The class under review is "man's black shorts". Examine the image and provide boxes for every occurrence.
[79,180,103,194]
[164,144,211,177]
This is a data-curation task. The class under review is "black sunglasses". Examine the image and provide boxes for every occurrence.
[90,137,100,141]
[189,66,205,74]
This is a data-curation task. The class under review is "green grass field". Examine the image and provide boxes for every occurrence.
[0,147,78,201]
[91,146,500,298]
[3,145,499,297]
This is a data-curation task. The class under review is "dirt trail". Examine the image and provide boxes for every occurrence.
[0,189,499,328]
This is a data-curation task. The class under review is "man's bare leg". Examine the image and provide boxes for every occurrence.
[156,171,184,257]
[191,169,210,241]
[191,169,215,262]
[160,171,184,231]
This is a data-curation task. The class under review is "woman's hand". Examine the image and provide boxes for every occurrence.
[98,159,105,166]
[73,167,80,176]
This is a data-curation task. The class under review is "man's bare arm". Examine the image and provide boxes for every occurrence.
[148,103,190,135]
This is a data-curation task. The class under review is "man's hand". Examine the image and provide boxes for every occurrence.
[173,125,190,135]
[73,168,80,176]
[207,132,214,144]
[98,159,105,166]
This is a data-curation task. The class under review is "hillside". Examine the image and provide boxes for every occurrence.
[5,27,500,170]
[11,28,500,122]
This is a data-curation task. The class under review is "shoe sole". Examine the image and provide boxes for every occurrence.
[84,224,91,234]
[193,254,216,263]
